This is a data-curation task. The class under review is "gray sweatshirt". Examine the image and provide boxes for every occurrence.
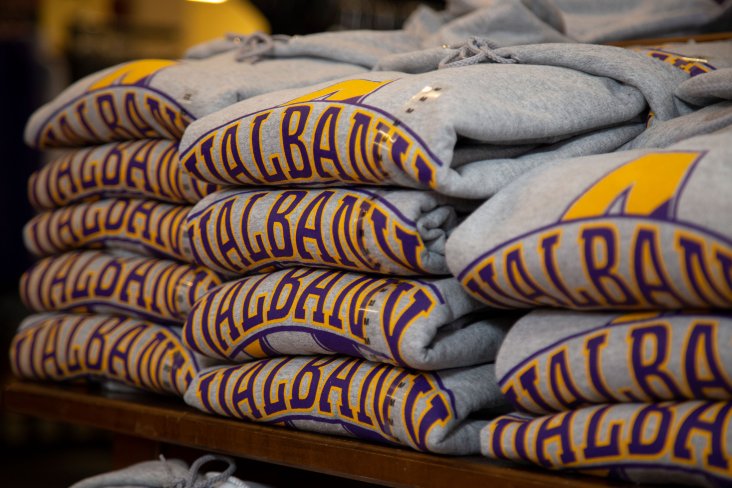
[482,400,732,488]
[180,42,698,199]
[25,0,579,150]
[24,198,193,263]
[185,355,506,455]
[20,250,222,324]
[24,30,401,148]
[186,187,468,276]
[447,127,732,310]
[495,309,732,414]
[24,48,367,148]
[28,140,219,210]
[10,312,205,397]
[184,266,516,370]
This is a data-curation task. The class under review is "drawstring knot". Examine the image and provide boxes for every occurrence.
[229,32,289,63]
[184,32,289,60]
[438,37,518,69]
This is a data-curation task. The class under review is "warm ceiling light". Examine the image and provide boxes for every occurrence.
[186,0,228,4]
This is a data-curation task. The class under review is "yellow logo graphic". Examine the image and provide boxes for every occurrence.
[284,79,393,106]
[561,152,701,221]
[89,59,177,90]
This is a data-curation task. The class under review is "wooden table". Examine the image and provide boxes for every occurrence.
[1,379,628,488]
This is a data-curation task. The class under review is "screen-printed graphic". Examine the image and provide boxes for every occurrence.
[459,151,732,310]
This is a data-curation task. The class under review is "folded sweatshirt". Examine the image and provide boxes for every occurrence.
[185,356,505,454]
[180,42,694,199]
[495,310,732,415]
[20,250,222,324]
[28,139,219,210]
[185,266,514,370]
[482,401,732,488]
[25,29,407,148]
[447,128,732,310]
[29,6,558,150]
[24,198,192,263]
[186,187,465,276]
[10,313,205,396]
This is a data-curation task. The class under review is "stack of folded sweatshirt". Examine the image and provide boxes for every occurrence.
[13,37,352,396]
[9,0,579,401]
[445,124,732,485]
[178,95,521,455]
[11,0,732,463]
[9,0,555,426]
[182,265,519,453]
[11,6,482,397]
[162,3,619,458]
[12,57,234,396]
[173,37,729,456]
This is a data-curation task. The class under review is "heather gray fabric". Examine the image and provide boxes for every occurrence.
[376,40,730,121]
[444,123,645,199]
[622,101,732,150]
[446,128,732,310]
[186,188,467,276]
[181,42,685,200]
[24,198,193,263]
[10,313,204,396]
[495,310,732,415]
[491,42,717,120]
[184,266,516,370]
[28,140,219,210]
[376,32,730,78]
[186,30,423,69]
[424,0,732,45]
[20,250,222,324]
[185,356,506,454]
[553,0,732,43]
[619,44,732,149]
[70,455,264,488]
[677,67,732,106]
[482,401,732,488]
[446,0,562,20]
[418,0,571,47]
